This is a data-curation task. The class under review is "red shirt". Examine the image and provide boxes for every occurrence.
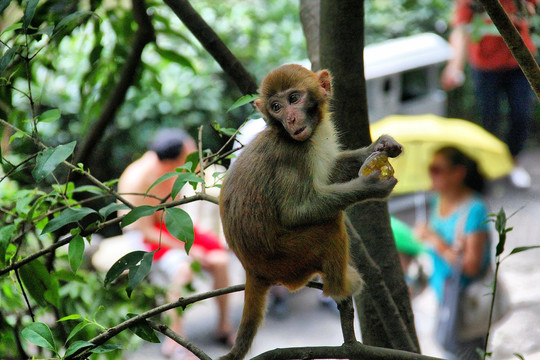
[453,0,537,71]
[145,223,224,260]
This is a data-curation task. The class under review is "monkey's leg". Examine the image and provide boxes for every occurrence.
[321,229,362,300]
[218,275,270,360]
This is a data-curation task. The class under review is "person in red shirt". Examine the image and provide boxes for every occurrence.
[441,0,537,188]
[118,129,234,358]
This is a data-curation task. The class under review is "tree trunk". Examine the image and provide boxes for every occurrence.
[319,0,420,352]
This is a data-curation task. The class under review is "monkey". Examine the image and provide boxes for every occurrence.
[218,64,402,360]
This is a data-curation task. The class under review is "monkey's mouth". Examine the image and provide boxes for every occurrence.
[292,126,310,141]
[294,127,307,136]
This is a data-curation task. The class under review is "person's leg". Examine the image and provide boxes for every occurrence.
[156,251,194,357]
[503,67,534,157]
[203,249,234,342]
[471,68,503,137]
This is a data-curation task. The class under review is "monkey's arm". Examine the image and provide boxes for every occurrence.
[281,173,396,227]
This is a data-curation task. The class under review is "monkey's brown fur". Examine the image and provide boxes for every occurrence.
[218,64,402,359]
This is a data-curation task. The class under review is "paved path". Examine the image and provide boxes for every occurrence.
[130,148,540,360]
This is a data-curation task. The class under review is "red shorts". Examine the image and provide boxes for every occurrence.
[145,223,223,260]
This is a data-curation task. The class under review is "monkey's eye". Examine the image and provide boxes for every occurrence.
[271,102,282,112]
[289,92,300,104]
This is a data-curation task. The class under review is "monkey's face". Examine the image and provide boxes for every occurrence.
[255,64,332,142]
[265,89,320,142]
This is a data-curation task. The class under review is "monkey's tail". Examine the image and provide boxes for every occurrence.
[218,276,270,360]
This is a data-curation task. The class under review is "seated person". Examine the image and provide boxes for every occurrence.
[118,128,234,358]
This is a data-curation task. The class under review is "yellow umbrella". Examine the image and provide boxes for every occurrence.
[370,114,514,195]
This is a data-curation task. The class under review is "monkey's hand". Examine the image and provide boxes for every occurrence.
[357,165,397,199]
[373,135,402,158]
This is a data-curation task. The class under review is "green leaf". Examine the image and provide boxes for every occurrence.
[121,205,157,228]
[90,343,123,353]
[52,11,94,41]
[21,322,57,354]
[146,171,181,195]
[32,141,77,182]
[38,109,61,123]
[184,152,199,173]
[165,208,194,254]
[219,127,238,136]
[19,259,55,307]
[227,94,259,112]
[22,0,39,31]
[99,203,129,219]
[0,0,12,15]
[513,353,525,360]
[0,224,15,265]
[42,207,96,234]
[0,45,19,75]
[126,251,154,297]
[64,340,94,358]
[58,314,82,322]
[66,321,90,343]
[126,314,160,343]
[2,22,22,34]
[508,245,540,257]
[104,251,146,287]
[155,47,195,72]
[9,131,25,144]
[69,235,85,273]
[171,173,204,199]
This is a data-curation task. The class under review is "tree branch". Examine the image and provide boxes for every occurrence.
[346,216,419,351]
[163,0,259,95]
[477,0,540,100]
[251,343,443,360]
[69,284,246,359]
[74,0,155,166]
[148,320,212,360]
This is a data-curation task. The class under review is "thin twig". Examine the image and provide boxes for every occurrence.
[15,269,35,322]
[198,125,206,195]
[148,320,212,360]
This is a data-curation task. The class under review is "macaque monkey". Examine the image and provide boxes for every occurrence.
[218,64,402,359]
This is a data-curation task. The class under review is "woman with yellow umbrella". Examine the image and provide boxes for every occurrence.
[414,146,491,360]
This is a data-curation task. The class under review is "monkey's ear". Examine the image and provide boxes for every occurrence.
[317,70,332,96]
[254,98,263,112]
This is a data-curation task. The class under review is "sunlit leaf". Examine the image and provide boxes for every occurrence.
[21,322,57,354]
[227,94,259,112]
[171,173,203,199]
[41,207,96,234]
[104,251,146,286]
[165,208,194,254]
[32,141,77,182]
[146,171,180,195]
[58,314,82,322]
[38,109,61,123]
[508,245,540,257]
[121,205,157,228]
[126,313,160,343]
[69,235,85,273]
[126,251,154,297]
